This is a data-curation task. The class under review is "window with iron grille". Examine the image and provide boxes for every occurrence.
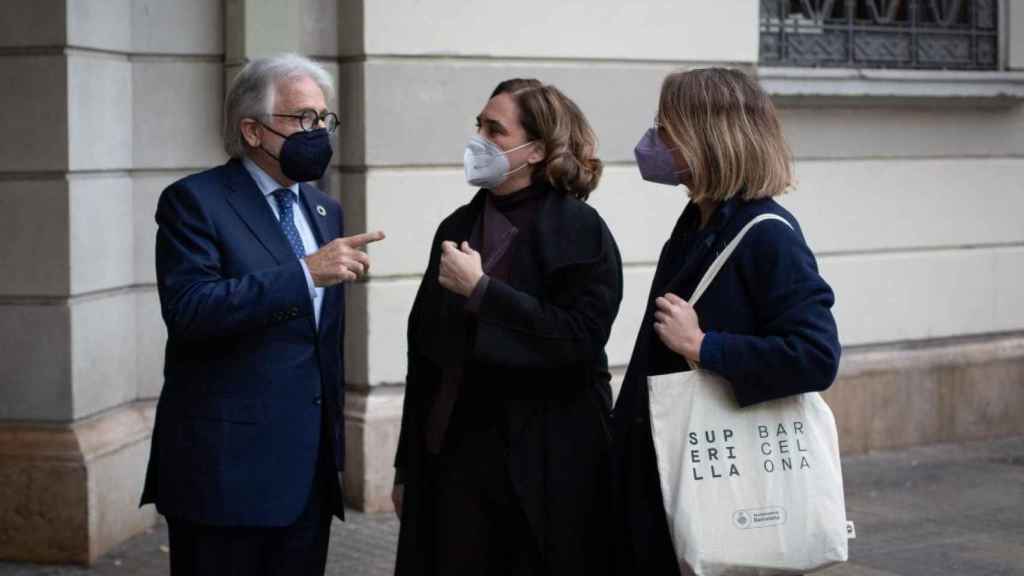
[760,1,999,70]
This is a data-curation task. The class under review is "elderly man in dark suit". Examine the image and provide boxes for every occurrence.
[141,53,384,576]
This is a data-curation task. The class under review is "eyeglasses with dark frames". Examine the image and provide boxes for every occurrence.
[269,109,340,134]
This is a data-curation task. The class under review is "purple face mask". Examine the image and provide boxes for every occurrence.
[634,127,689,186]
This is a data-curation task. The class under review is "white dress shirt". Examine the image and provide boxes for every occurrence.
[242,157,324,329]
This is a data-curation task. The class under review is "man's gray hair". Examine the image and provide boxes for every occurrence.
[223,54,335,158]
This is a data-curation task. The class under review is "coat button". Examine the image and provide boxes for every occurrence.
[313,395,322,406]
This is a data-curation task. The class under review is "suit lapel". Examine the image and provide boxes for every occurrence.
[297,185,338,335]
[298,184,330,247]
[222,159,295,265]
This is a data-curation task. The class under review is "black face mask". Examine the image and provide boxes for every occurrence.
[260,124,333,182]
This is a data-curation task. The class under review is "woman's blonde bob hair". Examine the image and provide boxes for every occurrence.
[657,67,792,202]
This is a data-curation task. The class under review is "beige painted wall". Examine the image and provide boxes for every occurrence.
[355,1,757,61]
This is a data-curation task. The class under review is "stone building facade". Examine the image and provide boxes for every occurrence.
[1,0,1022,565]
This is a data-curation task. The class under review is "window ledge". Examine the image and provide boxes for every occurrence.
[758,67,1024,102]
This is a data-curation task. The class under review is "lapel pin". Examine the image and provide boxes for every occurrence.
[316,205,327,217]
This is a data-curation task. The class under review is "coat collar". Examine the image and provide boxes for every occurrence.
[627,195,779,381]
[417,182,605,369]
[628,195,747,375]
[656,195,743,299]
[462,182,605,275]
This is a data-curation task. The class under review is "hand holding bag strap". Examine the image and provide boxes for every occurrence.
[684,213,793,369]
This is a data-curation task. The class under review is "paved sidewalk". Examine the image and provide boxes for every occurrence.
[1,436,1022,575]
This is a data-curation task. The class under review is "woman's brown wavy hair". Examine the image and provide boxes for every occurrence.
[658,68,792,202]
[491,79,603,201]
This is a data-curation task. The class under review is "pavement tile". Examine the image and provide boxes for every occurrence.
[1,437,1021,576]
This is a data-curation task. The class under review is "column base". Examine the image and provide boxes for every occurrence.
[826,333,1024,454]
[0,401,157,565]
[342,385,404,513]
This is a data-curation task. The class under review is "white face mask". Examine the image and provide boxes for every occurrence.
[463,135,535,189]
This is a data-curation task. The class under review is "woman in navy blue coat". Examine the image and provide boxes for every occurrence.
[612,68,842,574]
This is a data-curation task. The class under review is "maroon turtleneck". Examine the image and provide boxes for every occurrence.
[466,183,547,311]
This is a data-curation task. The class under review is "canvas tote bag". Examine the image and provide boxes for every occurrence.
[648,214,849,576]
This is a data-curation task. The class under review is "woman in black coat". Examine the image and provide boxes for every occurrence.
[392,78,622,576]
[612,68,842,574]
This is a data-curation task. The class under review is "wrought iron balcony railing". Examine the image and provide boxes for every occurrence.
[760,0,999,70]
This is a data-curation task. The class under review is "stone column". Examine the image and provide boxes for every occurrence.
[0,0,224,564]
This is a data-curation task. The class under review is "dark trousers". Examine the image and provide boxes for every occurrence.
[166,426,336,576]
[425,424,542,576]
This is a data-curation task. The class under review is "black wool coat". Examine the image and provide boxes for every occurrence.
[394,184,623,576]
[611,196,841,575]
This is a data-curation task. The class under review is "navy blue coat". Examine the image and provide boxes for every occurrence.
[141,159,347,526]
[612,196,841,574]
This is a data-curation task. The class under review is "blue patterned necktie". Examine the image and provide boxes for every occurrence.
[272,189,307,260]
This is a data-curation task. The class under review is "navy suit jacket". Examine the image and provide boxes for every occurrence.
[141,158,347,526]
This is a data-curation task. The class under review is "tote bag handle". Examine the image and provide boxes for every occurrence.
[684,213,793,369]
